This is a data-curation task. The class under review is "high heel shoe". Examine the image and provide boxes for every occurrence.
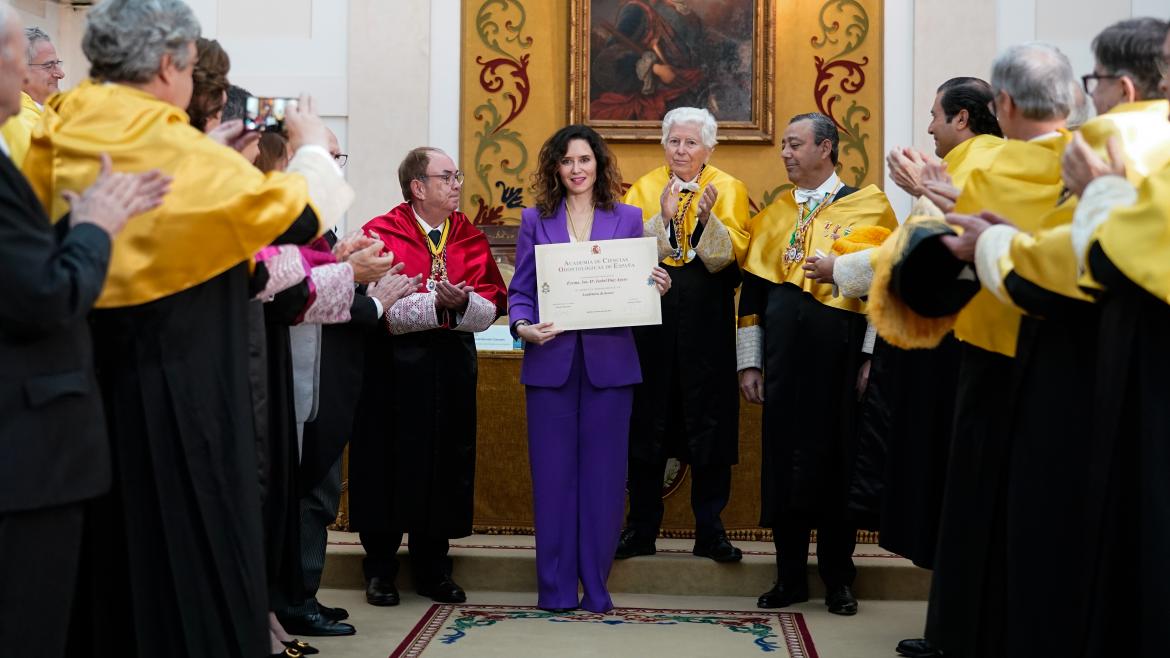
[271,649,301,658]
[282,638,320,655]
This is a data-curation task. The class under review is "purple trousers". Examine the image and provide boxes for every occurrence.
[525,337,632,613]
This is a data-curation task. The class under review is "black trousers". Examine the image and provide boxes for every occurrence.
[280,457,343,617]
[773,510,857,592]
[626,456,731,543]
[359,529,451,589]
[0,502,85,658]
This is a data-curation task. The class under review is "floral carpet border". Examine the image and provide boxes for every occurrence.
[389,604,817,658]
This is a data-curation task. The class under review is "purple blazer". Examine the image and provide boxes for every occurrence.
[508,202,645,389]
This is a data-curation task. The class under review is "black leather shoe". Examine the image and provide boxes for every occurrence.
[418,576,467,603]
[614,528,656,559]
[757,583,809,609]
[825,585,859,616]
[539,606,578,614]
[692,534,743,562]
[317,602,349,622]
[281,639,319,655]
[896,637,943,657]
[365,576,400,607]
[278,612,356,637]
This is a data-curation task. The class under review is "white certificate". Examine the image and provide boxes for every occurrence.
[534,236,662,331]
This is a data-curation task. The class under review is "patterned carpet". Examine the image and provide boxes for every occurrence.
[390,604,818,657]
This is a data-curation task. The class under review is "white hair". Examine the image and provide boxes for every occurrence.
[660,106,718,150]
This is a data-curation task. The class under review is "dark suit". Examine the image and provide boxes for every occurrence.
[0,148,112,658]
[281,231,383,619]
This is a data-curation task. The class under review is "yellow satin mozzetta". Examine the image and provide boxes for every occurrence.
[1003,101,1170,305]
[622,164,751,267]
[0,92,43,167]
[22,80,318,309]
[942,133,1005,189]
[745,184,896,313]
[1091,163,1170,304]
[951,132,1073,356]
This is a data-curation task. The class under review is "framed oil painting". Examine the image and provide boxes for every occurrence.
[569,0,775,142]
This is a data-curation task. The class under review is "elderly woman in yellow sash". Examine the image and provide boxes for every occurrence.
[616,107,751,563]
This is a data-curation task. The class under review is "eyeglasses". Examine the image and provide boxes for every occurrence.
[28,59,63,72]
[333,153,348,167]
[418,170,464,186]
[1082,72,1121,94]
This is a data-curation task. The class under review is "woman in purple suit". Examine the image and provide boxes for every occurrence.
[509,125,671,613]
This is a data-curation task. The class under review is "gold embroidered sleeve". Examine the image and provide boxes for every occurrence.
[694,214,735,273]
[642,213,674,262]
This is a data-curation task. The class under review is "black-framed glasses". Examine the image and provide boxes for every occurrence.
[1082,72,1122,94]
[28,59,63,72]
[333,153,348,167]
[418,170,464,186]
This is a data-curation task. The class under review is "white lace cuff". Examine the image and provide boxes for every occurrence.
[386,291,440,334]
[643,214,674,262]
[302,262,354,324]
[288,145,355,234]
[833,250,875,299]
[736,325,763,371]
[694,214,734,273]
[254,245,306,300]
[1071,175,1137,267]
[453,291,498,333]
[974,224,1019,306]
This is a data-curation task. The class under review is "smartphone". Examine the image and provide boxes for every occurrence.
[244,96,297,132]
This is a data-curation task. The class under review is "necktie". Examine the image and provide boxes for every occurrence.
[428,229,442,248]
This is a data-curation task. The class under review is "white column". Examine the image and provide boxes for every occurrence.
[883,0,915,219]
[997,0,1037,50]
[428,0,461,163]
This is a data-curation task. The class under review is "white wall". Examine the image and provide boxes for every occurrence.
[879,0,1170,217]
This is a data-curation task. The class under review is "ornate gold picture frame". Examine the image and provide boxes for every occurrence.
[568,0,775,143]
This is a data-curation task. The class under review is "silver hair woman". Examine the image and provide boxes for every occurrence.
[613,108,752,562]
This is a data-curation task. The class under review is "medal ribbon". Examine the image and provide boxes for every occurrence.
[417,218,451,286]
[668,163,705,263]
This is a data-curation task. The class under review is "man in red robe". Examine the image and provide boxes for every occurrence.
[349,147,506,606]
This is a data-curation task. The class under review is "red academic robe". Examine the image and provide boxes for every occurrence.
[348,203,505,538]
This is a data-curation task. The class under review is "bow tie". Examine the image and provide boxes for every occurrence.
[677,181,700,194]
[794,188,824,205]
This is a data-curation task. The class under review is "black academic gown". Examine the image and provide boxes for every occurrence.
[851,334,959,567]
[77,210,319,658]
[629,220,741,467]
[994,273,1100,658]
[348,327,479,539]
[1081,244,1170,657]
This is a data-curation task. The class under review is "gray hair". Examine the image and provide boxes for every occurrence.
[661,106,718,150]
[991,42,1077,121]
[24,27,50,63]
[83,0,201,84]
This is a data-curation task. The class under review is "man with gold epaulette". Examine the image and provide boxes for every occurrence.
[939,19,1170,658]
[738,112,896,617]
